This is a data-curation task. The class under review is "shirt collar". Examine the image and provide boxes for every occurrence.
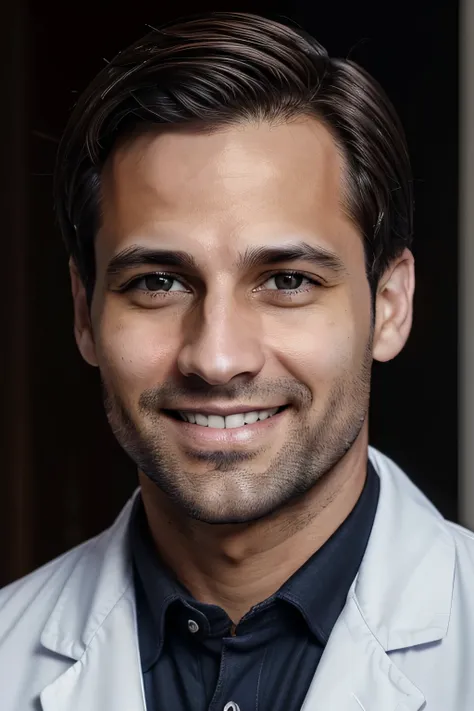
[277,460,380,642]
[130,461,380,670]
[130,494,192,670]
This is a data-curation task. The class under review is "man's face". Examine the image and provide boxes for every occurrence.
[75,119,394,524]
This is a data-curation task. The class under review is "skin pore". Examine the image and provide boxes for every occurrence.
[70,118,414,623]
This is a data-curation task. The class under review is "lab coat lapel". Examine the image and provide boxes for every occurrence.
[301,596,425,711]
[302,446,455,711]
[40,586,147,711]
[39,491,147,711]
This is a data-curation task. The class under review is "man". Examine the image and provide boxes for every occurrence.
[0,9,472,711]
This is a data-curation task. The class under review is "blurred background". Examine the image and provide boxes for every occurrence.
[0,0,466,587]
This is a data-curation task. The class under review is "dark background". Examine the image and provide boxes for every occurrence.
[0,0,458,586]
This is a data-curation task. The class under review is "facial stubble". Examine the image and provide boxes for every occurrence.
[101,329,374,525]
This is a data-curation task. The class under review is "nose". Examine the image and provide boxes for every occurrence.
[176,292,265,385]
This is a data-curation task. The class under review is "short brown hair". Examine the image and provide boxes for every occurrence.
[54,11,413,307]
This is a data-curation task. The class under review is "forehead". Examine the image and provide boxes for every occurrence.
[98,118,361,265]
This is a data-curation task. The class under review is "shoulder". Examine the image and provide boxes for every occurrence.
[445,519,474,572]
[0,535,100,638]
[368,446,474,590]
[0,490,139,629]
[0,490,139,645]
[446,519,474,544]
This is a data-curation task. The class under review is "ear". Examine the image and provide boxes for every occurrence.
[372,248,415,363]
[69,258,99,367]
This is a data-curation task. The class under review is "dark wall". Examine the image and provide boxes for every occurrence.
[0,0,458,586]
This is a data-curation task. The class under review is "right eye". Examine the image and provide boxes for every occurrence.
[122,272,189,294]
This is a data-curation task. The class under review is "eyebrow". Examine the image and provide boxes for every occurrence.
[105,241,347,280]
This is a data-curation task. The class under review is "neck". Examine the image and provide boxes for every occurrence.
[139,437,368,624]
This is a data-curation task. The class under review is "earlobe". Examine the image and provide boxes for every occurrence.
[69,258,99,368]
[372,249,415,363]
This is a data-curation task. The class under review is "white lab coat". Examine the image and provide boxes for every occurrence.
[1,447,474,710]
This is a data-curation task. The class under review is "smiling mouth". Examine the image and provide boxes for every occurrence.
[162,405,289,428]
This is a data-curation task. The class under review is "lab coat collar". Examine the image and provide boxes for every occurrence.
[355,447,455,653]
[300,447,455,711]
[39,447,455,711]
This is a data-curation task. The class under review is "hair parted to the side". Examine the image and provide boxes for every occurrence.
[54,11,413,308]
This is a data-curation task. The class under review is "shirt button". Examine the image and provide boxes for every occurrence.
[187,619,200,634]
[223,704,241,711]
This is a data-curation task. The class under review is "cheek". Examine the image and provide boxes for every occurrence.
[273,313,359,384]
[95,313,176,388]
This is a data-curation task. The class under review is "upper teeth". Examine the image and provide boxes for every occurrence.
[178,407,281,428]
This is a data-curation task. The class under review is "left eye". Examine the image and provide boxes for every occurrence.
[262,272,313,291]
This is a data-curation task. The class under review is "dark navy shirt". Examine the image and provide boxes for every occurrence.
[130,462,380,711]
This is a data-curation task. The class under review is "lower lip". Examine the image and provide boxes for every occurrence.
[162,407,290,446]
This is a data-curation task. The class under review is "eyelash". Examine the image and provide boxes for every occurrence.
[120,270,322,299]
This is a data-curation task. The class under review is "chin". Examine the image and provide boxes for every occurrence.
[183,497,287,526]
[189,511,270,526]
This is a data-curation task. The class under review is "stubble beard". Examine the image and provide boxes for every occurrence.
[102,336,373,525]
